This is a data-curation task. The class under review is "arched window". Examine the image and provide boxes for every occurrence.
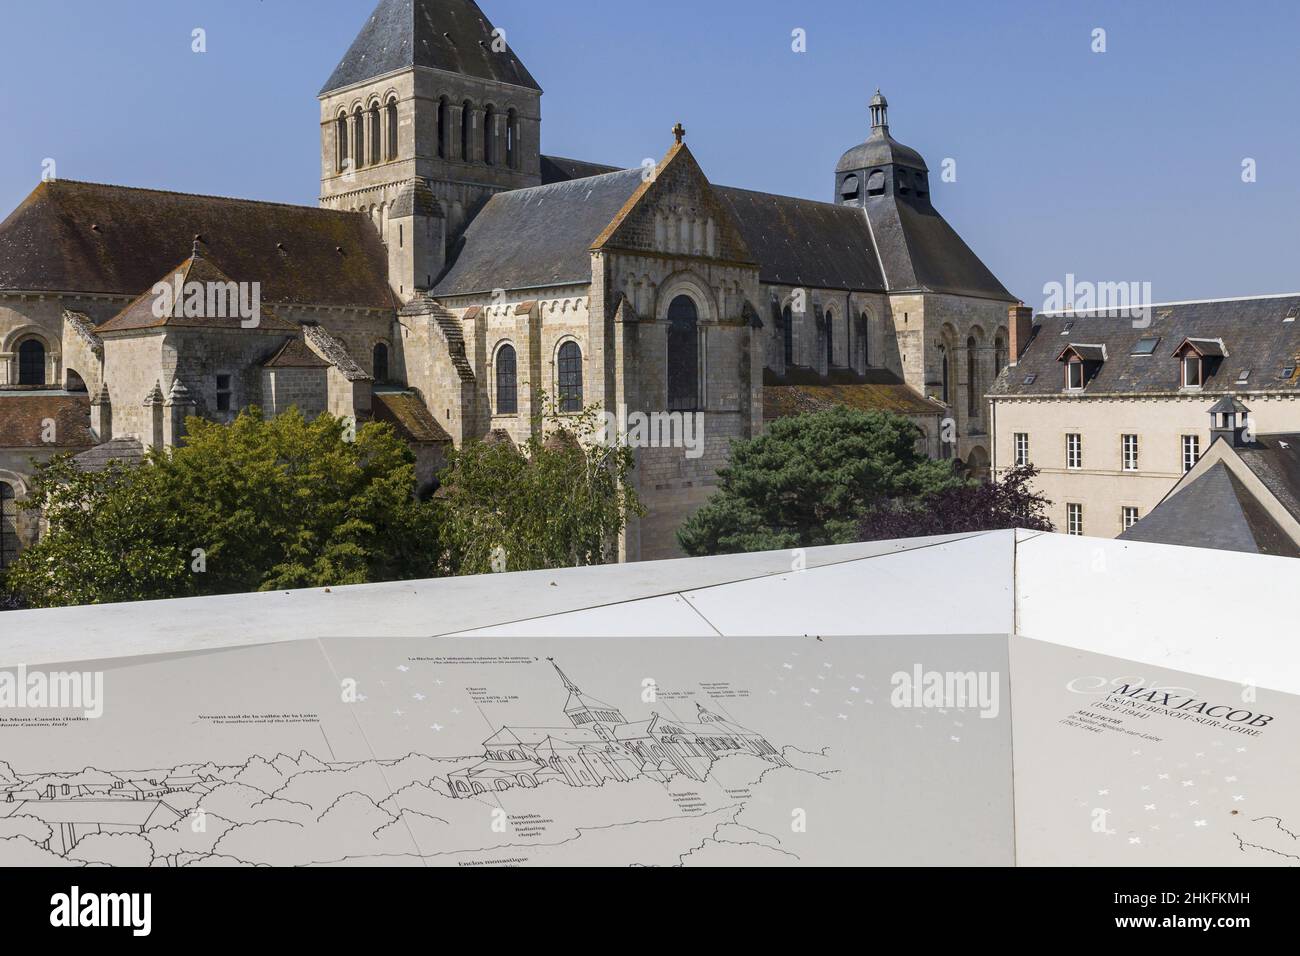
[368,104,381,165]
[495,344,518,414]
[859,311,870,367]
[866,169,886,196]
[0,481,17,569]
[506,108,518,169]
[839,175,860,201]
[386,97,399,160]
[336,112,350,173]
[966,336,978,418]
[483,105,496,165]
[782,305,794,367]
[373,343,389,384]
[825,308,835,368]
[461,100,473,161]
[994,335,1007,378]
[352,107,364,169]
[667,295,699,411]
[17,339,45,385]
[435,97,447,160]
[940,347,949,405]
[557,341,583,412]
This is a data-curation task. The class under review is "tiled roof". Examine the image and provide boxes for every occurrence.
[263,337,330,369]
[0,391,94,449]
[714,187,886,292]
[992,296,1300,397]
[96,253,300,334]
[72,437,145,472]
[0,180,396,310]
[320,0,541,96]
[763,368,944,419]
[433,168,643,296]
[372,390,451,444]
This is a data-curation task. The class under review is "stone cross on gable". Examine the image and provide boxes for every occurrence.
[672,122,686,145]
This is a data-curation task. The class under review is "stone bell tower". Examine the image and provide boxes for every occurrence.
[317,0,544,295]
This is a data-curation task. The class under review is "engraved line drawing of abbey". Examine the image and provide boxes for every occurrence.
[448,660,789,798]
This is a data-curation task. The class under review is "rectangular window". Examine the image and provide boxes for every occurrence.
[1182,355,1202,387]
[1122,434,1138,472]
[1066,360,1084,390]
[216,374,232,413]
[1014,433,1029,467]
[1066,433,1082,470]
[1182,434,1200,474]
[1067,503,1083,536]
[1122,506,1140,530]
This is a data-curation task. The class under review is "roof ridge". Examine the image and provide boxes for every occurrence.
[1042,291,1300,316]
[39,179,365,218]
[715,182,853,211]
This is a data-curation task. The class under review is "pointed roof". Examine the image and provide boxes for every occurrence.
[96,253,299,334]
[263,337,330,369]
[1121,461,1300,558]
[320,0,541,96]
[547,658,620,717]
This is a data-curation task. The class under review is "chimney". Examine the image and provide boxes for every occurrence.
[1008,303,1035,365]
[1209,395,1252,448]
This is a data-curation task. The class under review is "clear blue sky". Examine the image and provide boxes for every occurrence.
[2,0,1297,306]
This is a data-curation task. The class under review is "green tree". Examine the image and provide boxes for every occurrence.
[5,408,441,608]
[677,407,962,555]
[437,400,643,575]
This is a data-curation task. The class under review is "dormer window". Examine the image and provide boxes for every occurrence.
[1067,359,1085,390]
[1057,343,1106,391]
[1172,338,1226,389]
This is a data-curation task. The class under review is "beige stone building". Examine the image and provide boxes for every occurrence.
[988,295,1300,538]
[0,0,1018,569]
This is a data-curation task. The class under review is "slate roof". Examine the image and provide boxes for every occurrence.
[991,296,1300,398]
[0,392,94,449]
[433,168,643,296]
[72,437,145,472]
[1120,460,1300,558]
[320,0,541,96]
[263,338,330,369]
[540,155,619,185]
[836,126,928,174]
[372,390,452,444]
[302,324,371,382]
[96,253,300,334]
[1236,433,1300,527]
[0,180,395,310]
[865,195,1014,300]
[763,367,944,420]
[715,187,886,292]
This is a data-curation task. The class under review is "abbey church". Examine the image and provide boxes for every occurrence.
[0,0,1020,566]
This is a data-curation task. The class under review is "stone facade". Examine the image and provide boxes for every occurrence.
[0,0,1019,570]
